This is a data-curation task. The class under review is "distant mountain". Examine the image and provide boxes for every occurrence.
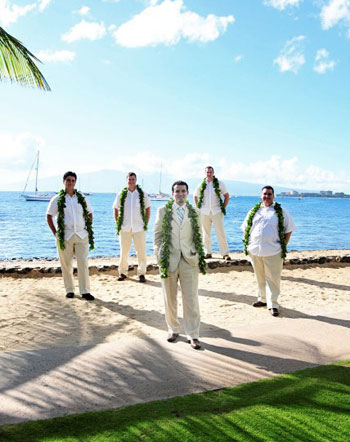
[13,169,317,196]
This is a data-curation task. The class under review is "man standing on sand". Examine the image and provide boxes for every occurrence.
[194,166,231,260]
[46,171,95,301]
[113,172,151,283]
[241,185,296,317]
[154,181,206,350]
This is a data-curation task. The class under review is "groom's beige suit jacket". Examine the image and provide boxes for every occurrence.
[154,204,199,272]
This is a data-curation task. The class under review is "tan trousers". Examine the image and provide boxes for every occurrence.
[161,257,200,340]
[119,230,147,276]
[249,253,283,309]
[57,234,90,295]
[200,212,229,255]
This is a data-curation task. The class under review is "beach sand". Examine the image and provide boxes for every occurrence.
[1,250,349,353]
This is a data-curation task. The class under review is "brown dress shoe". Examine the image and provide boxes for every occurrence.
[139,275,146,283]
[252,301,267,307]
[167,333,179,343]
[117,274,127,281]
[205,254,212,259]
[187,339,201,350]
[223,255,231,261]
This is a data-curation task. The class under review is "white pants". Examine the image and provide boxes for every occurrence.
[57,234,90,295]
[200,212,229,255]
[249,253,283,309]
[161,257,200,340]
[119,230,147,276]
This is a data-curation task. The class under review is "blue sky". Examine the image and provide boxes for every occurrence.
[1,0,350,192]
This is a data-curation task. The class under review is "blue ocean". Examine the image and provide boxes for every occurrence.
[0,192,349,260]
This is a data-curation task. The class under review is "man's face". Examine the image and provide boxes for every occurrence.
[127,175,137,190]
[205,167,214,181]
[172,184,189,205]
[63,176,76,193]
[261,188,274,207]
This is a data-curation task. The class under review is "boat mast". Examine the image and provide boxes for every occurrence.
[159,164,162,194]
[35,151,39,194]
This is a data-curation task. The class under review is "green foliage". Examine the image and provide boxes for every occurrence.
[0,27,50,91]
[1,361,350,441]
[243,202,287,259]
[196,176,226,215]
[57,190,95,251]
[159,200,206,278]
[116,186,148,235]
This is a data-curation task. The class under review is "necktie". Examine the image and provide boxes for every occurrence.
[177,206,184,224]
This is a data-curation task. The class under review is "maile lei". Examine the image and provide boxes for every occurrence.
[57,190,94,251]
[196,176,226,215]
[116,185,148,235]
[243,202,287,259]
[159,200,207,279]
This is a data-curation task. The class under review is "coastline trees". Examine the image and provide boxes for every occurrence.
[0,27,50,91]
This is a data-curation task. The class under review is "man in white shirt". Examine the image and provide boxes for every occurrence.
[194,166,230,260]
[46,171,94,301]
[241,186,296,316]
[154,181,203,350]
[113,172,151,283]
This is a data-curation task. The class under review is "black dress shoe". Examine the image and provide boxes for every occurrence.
[82,293,95,301]
[252,301,267,307]
[139,275,146,283]
[66,292,75,298]
[223,255,231,261]
[117,274,127,281]
[187,339,201,350]
[269,308,279,317]
[167,333,179,343]
[205,254,212,259]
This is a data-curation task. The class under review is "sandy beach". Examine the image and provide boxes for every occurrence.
[1,250,349,353]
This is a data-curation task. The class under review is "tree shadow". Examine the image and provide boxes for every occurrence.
[282,275,350,291]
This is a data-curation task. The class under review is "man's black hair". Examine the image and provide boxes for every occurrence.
[172,180,189,192]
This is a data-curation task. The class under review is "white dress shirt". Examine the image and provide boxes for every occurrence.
[241,204,296,257]
[47,193,93,241]
[113,188,150,233]
[194,179,227,216]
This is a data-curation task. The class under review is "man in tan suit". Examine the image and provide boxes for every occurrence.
[154,180,204,350]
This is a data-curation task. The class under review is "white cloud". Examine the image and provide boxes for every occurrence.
[62,20,106,43]
[36,49,76,63]
[0,0,36,27]
[264,0,303,10]
[76,6,90,16]
[234,55,243,63]
[313,48,335,73]
[320,0,350,30]
[111,0,234,48]
[0,132,44,168]
[38,0,51,12]
[273,35,306,73]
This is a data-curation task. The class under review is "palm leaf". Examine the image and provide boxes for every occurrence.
[0,27,51,91]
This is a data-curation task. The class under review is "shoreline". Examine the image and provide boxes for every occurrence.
[1,249,350,277]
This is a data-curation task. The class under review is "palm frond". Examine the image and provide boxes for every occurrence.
[0,27,51,91]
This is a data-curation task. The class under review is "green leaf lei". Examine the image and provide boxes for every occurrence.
[243,202,287,259]
[116,185,148,235]
[159,200,207,279]
[57,190,94,251]
[196,176,226,215]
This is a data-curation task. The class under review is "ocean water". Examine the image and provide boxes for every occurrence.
[0,192,349,260]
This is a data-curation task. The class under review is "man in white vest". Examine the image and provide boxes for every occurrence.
[241,186,296,316]
[113,172,151,283]
[46,171,94,300]
[194,166,230,260]
[154,180,206,350]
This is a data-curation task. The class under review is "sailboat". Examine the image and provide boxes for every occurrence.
[21,151,54,201]
[149,165,170,201]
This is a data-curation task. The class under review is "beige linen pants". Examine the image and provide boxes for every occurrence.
[161,257,200,340]
[200,212,229,255]
[57,234,90,295]
[249,253,283,309]
[119,230,147,276]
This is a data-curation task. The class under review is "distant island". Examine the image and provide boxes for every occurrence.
[277,190,350,198]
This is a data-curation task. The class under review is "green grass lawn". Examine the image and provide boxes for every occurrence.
[1,361,350,442]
